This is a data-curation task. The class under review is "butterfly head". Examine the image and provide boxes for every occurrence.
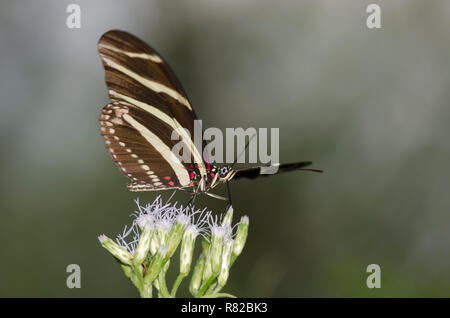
[220,166,230,177]
[207,165,234,189]
[216,166,235,183]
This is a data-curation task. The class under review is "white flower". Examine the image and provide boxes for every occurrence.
[114,195,211,256]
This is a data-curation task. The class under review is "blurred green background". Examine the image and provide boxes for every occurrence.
[1,0,450,297]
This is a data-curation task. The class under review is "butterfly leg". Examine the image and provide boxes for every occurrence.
[165,189,178,204]
[204,192,229,201]
[182,181,202,208]
[226,181,233,210]
[201,181,233,212]
[191,180,203,204]
[184,194,196,209]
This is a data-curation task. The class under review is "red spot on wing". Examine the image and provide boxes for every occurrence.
[164,176,171,180]
[168,181,175,186]
[211,173,215,178]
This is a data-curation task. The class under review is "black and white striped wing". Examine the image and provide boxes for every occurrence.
[100,101,192,191]
[98,30,206,191]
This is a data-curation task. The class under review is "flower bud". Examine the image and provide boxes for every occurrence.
[221,206,234,228]
[210,225,228,276]
[150,220,172,255]
[120,264,131,278]
[150,233,159,256]
[136,214,154,231]
[144,245,167,284]
[180,225,200,275]
[189,254,205,296]
[133,225,154,265]
[202,240,212,281]
[166,213,190,258]
[98,234,133,265]
[130,263,144,291]
[232,216,249,259]
[218,237,234,287]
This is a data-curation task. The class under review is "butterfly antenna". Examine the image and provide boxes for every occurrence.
[231,133,256,169]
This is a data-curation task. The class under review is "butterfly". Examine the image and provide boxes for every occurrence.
[98,30,321,202]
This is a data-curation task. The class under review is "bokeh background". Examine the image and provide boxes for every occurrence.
[1,0,450,297]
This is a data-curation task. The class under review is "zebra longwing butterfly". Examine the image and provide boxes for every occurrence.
[98,30,321,200]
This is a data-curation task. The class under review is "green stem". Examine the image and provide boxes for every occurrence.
[141,282,153,298]
[212,284,223,294]
[206,281,217,295]
[171,273,186,297]
[158,270,171,298]
[196,275,216,298]
[130,265,148,297]
[209,256,237,295]
[201,293,236,298]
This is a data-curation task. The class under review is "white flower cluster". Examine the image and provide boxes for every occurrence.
[98,195,249,298]
[115,196,210,256]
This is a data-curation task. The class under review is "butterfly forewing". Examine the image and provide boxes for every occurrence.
[98,30,207,190]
